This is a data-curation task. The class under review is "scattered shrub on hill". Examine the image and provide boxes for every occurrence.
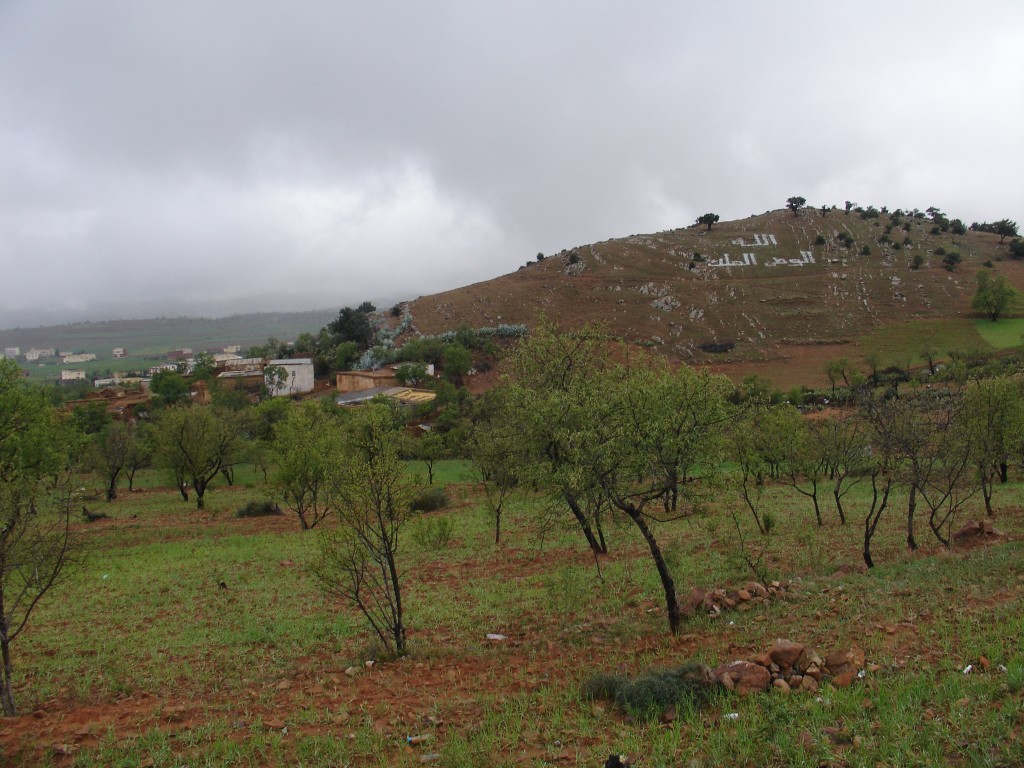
[861,245,872,256]
[1009,239,1024,260]
[536,252,545,262]
[935,246,947,256]
[568,253,579,264]
[583,664,722,722]
[911,254,925,270]
[699,341,735,354]
[411,486,449,512]
[815,235,826,245]
[943,252,962,271]
[878,234,892,245]
[235,501,283,518]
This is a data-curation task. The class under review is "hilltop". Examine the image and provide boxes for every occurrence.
[405,207,1023,387]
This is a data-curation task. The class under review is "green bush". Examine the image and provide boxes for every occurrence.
[411,516,454,551]
[583,664,722,722]
[411,487,449,512]
[235,501,283,518]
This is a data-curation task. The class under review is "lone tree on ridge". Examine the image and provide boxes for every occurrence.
[696,213,720,231]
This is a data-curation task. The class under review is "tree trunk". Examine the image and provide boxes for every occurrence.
[627,509,680,634]
[1000,462,1009,483]
[1,632,15,717]
[106,471,119,502]
[981,470,995,517]
[832,481,847,525]
[907,483,918,551]
[564,493,607,555]
[386,546,406,656]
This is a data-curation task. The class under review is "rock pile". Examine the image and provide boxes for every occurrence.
[681,580,792,618]
[954,519,1002,541]
[714,638,866,696]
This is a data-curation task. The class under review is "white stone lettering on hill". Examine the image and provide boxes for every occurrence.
[730,233,778,247]
[765,251,815,268]
[708,253,757,268]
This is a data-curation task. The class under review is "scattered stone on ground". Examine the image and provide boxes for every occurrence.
[954,519,1003,541]
[681,580,794,618]
[714,638,866,695]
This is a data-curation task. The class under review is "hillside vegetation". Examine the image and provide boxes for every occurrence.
[406,206,1022,386]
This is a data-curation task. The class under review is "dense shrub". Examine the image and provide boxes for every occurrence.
[583,664,722,721]
[411,487,449,512]
[235,501,283,518]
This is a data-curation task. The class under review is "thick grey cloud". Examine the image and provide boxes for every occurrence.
[2,1,1022,327]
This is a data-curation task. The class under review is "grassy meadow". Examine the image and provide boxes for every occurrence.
[2,460,1023,766]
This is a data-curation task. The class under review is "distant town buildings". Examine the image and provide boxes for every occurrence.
[113,347,126,358]
[60,369,86,381]
[61,352,97,364]
[25,348,55,361]
[3,347,19,359]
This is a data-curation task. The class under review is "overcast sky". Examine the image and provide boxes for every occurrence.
[2,1,1022,328]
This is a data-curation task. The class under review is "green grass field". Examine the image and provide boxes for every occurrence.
[860,319,993,368]
[974,318,1024,350]
[4,461,1024,766]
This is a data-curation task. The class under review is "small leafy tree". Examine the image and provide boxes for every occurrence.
[93,421,132,501]
[786,196,806,216]
[312,403,418,657]
[0,360,82,715]
[972,270,1018,322]
[442,344,471,387]
[273,401,346,530]
[963,377,1024,515]
[155,405,248,510]
[696,213,720,231]
[995,219,1019,244]
[408,428,446,485]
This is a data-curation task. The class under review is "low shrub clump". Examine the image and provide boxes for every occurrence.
[411,516,455,551]
[235,501,284,518]
[410,487,449,512]
[583,663,722,721]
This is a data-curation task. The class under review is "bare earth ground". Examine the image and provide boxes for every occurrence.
[2,482,1024,766]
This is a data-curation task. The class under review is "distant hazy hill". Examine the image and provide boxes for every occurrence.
[404,207,1022,387]
[0,310,336,361]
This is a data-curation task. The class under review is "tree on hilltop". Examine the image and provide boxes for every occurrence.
[995,219,1019,244]
[696,213,720,231]
[786,196,806,216]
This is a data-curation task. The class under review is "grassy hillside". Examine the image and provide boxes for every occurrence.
[405,208,1022,386]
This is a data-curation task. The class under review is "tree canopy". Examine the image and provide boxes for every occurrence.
[972,270,1017,322]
